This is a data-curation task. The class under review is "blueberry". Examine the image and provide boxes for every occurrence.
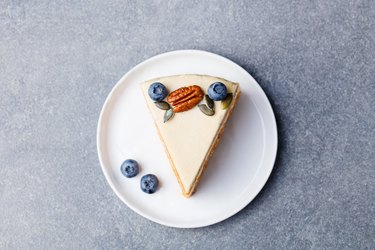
[140,174,159,194]
[148,82,168,101]
[120,159,139,178]
[207,82,227,101]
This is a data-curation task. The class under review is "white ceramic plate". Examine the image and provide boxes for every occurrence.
[97,50,277,228]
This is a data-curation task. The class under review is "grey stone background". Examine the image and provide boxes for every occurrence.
[0,0,374,249]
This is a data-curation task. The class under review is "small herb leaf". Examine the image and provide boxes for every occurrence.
[221,93,233,110]
[154,101,170,110]
[198,104,215,116]
[205,95,214,110]
[164,108,174,122]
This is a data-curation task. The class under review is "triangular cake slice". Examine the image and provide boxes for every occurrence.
[141,75,240,197]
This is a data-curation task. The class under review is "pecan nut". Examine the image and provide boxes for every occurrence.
[167,85,204,112]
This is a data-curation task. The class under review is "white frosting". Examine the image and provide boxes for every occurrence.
[141,75,239,194]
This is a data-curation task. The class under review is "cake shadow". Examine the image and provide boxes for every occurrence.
[211,62,284,228]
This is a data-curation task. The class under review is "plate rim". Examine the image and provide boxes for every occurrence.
[97,49,278,228]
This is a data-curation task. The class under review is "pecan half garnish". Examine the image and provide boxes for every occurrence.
[167,85,204,112]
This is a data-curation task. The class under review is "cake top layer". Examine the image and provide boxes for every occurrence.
[141,74,239,196]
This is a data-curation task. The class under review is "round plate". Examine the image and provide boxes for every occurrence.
[97,50,277,228]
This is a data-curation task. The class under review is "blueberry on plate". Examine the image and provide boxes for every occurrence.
[207,82,227,101]
[140,174,159,194]
[120,159,139,178]
[148,82,168,101]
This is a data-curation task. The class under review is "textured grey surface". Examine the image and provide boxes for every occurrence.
[0,0,374,249]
